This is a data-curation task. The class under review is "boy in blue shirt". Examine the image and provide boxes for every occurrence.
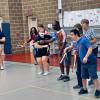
[70,29,100,98]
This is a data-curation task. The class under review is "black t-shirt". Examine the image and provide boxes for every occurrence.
[35,34,52,52]
[35,34,52,45]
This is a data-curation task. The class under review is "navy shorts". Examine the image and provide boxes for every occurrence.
[36,48,49,58]
[81,62,98,80]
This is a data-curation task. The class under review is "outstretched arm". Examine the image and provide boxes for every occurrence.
[34,42,48,49]
[0,37,6,43]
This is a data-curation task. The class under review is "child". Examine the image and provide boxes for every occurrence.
[70,29,100,98]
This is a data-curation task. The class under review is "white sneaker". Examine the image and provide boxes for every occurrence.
[43,71,49,76]
[0,66,4,70]
[38,71,43,75]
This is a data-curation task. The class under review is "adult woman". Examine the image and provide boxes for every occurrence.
[25,27,38,65]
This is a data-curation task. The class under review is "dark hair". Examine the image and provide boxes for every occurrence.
[52,20,61,31]
[70,29,80,37]
[81,19,89,25]
[38,24,44,28]
[30,27,38,36]
[74,23,83,35]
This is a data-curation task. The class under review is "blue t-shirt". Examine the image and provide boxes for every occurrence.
[50,32,57,41]
[76,37,96,63]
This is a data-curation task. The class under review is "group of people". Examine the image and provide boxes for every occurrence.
[26,19,100,98]
[1,19,100,98]
[53,19,100,98]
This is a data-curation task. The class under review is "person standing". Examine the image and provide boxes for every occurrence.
[0,28,6,70]
[73,24,83,89]
[81,19,98,85]
[52,20,70,82]
[70,29,100,98]
[25,27,38,65]
[34,27,52,76]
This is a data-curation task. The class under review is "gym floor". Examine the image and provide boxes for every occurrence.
[0,53,99,100]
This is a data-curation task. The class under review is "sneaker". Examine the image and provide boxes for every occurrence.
[73,85,82,89]
[34,63,38,65]
[38,71,43,75]
[0,66,4,70]
[94,90,100,98]
[57,75,66,80]
[63,76,70,82]
[88,79,93,86]
[43,71,49,76]
[78,88,88,95]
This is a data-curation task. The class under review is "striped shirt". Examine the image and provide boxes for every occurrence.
[83,27,97,49]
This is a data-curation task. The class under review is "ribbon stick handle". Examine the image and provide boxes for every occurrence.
[60,53,66,64]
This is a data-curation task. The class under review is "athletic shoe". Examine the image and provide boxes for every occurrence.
[94,90,100,98]
[57,75,66,80]
[63,76,70,82]
[0,66,4,70]
[78,88,88,95]
[38,71,43,75]
[43,71,49,76]
[73,84,82,89]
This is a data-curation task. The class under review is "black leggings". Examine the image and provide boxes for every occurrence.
[60,51,71,75]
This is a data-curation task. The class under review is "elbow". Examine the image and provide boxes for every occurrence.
[91,38,97,43]
[93,38,97,43]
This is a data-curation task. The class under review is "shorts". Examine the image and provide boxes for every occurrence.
[36,48,49,58]
[81,62,98,80]
[0,44,4,55]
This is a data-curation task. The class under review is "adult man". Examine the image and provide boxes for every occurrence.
[81,19,98,85]
[52,20,70,82]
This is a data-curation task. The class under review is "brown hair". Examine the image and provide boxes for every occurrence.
[38,24,44,28]
[81,19,89,25]
[74,23,83,35]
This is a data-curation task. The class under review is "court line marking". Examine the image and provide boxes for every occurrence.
[0,84,97,100]
[31,85,97,100]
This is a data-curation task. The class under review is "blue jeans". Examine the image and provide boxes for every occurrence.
[76,56,83,87]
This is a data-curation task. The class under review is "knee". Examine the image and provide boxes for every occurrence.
[42,59,48,65]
